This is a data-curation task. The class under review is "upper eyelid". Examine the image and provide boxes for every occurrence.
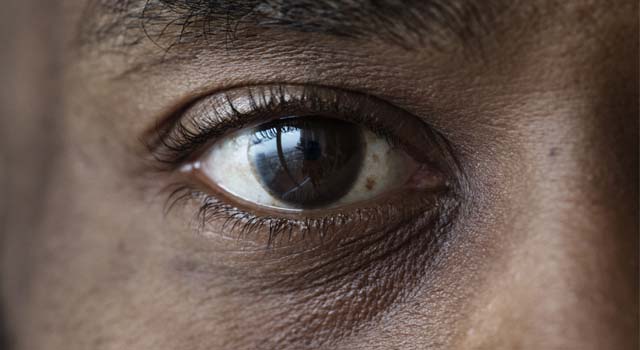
[152,84,467,249]
[144,83,467,201]
[145,84,425,166]
[142,82,421,143]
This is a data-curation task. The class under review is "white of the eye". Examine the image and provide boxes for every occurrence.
[197,132,290,210]
[333,130,413,206]
[197,128,414,211]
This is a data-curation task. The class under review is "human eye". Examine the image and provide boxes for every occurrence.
[148,84,462,248]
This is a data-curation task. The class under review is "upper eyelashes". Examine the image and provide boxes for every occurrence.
[149,84,460,246]
[150,84,449,167]
[188,115,444,213]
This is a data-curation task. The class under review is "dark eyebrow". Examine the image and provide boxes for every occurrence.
[80,0,503,53]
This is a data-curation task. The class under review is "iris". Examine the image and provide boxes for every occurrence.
[247,117,365,208]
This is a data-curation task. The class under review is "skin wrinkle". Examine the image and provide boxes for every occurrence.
[79,0,501,53]
[131,70,464,344]
[70,0,511,80]
[2,0,637,349]
[159,154,463,347]
[56,2,636,344]
[160,185,462,348]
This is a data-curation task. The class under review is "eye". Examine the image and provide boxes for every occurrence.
[189,116,429,211]
[150,84,458,245]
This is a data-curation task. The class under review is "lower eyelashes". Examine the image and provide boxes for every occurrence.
[149,84,462,249]
[164,180,453,249]
[190,116,443,214]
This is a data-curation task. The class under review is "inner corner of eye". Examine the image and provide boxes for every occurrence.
[184,115,440,212]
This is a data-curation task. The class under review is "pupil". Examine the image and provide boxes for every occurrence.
[247,116,365,209]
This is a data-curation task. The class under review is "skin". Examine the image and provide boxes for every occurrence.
[1,0,637,349]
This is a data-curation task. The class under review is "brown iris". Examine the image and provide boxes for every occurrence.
[247,117,365,209]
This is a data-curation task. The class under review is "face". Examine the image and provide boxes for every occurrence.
[1,0,637,349]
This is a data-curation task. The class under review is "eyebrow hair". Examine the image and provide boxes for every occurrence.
[80,0,503,53]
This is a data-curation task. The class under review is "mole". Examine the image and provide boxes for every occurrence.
[365,177,376,191]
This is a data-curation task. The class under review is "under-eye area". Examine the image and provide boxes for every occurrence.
[145,84,464,292]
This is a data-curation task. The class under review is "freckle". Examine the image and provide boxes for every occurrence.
[372,154,379,162]
[365,177,376,191]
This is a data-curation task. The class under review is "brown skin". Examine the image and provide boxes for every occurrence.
[1,0,638,349]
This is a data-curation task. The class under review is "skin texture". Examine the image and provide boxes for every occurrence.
[1,0,638,349]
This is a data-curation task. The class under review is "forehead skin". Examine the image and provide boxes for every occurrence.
[1,0,638,350]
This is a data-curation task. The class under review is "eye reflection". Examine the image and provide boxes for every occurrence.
[248,117,364,208]
[156,84,457,249]
[188,113,433,212]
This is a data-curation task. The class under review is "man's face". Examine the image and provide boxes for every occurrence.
[2,0,637,349]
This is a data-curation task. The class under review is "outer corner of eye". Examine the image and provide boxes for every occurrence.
[181,114,448,214]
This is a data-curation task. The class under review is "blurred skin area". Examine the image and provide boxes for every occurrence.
[0,0,637,349]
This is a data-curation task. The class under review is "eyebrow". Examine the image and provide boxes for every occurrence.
[80,0,503,53]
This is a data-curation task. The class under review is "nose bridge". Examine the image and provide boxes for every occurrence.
[514,99,637,345]
[458,102,638,349]
[512,174,632,349]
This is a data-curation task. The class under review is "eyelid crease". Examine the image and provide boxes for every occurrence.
[137,81,470,346]
[161,178,456,250]
[147,83,467,247]
[145,84,452,173]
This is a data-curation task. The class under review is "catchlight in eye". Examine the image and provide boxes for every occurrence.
[187,114,434,212]
[247,117,365,209]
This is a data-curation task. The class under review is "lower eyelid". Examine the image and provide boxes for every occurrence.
[166,187,461,348]
[165,180,461,296]
[153,83,464,247]
[146,83,467,347]
[164,177,455,249]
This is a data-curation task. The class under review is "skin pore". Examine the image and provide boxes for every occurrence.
[1,0,637,349]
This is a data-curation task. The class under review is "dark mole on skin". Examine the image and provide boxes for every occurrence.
[549,147,559,157]
[366,177,376,191]
[372,154,380,163]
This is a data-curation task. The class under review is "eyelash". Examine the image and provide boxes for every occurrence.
[163,183,449,247]
[148,85,402,168]
[148,85,460,246]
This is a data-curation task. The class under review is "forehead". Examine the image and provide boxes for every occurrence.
[76,0,500,55]
[56,0,629,120]
[66,0,621,64]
